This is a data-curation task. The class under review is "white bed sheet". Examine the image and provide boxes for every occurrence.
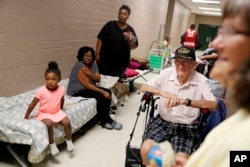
[0,79,97,163]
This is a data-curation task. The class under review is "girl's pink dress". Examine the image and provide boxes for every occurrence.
[36,85,67,122]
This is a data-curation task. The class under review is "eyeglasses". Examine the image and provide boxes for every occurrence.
[84,54,92,58]
[217,26,250,40]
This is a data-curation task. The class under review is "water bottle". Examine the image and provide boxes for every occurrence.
[148,145,163,167]
[147,141,175,167]
[128,31,137,44]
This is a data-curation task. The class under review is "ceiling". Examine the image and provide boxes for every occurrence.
[179,0,225,17]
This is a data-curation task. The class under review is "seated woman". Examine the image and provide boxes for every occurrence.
[67,46,122,130]
[196,42,218,78]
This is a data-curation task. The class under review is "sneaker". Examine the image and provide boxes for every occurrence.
[66,140,74,152]
[50,143,60,156]
[102,123,113,130]
[111,120,122,130]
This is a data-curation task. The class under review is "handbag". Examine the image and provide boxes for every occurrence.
[111,82,129,99]
[125,92,154,167]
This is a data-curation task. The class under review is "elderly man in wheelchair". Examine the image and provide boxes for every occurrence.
[139,46,218,167]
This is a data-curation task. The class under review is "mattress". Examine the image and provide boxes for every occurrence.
[0,79,97,163]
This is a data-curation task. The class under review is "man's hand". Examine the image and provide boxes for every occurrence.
[160,91,180,111]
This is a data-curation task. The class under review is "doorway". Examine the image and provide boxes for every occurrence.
[198,24,220,50]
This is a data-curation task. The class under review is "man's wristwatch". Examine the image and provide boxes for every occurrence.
[186,98,191,106]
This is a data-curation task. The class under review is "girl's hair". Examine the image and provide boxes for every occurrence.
[77,46,95,63]
[119,4,131,15]
[45,61,61,79]
[223,0,250,31]
[232,59,250,110]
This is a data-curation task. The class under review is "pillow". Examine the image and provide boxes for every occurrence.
[125,68,139,78]
[129,61,141,69]
[97,75,119,88]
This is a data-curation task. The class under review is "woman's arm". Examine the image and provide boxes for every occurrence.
[81,66,100,82]
[199,53,218,60]
[78,69,108,97]
[127,41,138,49]
[123,31,138,50]
[95,39,102,64]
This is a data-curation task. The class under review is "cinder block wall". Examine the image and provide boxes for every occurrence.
[0,0,169,96]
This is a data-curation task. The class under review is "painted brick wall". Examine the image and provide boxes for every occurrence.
[0,0,169,96]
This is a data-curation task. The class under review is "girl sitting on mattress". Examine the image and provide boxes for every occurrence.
[24,61,74,156]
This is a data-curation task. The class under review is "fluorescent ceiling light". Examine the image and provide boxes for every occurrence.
[192,0,220,4]
[199,7,221,11]
[203,11,221,15]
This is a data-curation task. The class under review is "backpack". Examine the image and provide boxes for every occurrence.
[199,100,227,141]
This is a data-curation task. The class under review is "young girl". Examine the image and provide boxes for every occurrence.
[24,61,74,156]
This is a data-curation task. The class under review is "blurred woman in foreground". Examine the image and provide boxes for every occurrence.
[185,0,250,166]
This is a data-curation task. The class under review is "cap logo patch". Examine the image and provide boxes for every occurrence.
[177,47,190,54]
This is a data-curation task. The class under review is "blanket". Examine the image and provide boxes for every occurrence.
[0,79,97,163]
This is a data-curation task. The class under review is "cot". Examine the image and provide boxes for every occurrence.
[0,79,97,166]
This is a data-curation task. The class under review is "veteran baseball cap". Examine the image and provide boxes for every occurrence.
[172,46,196,61]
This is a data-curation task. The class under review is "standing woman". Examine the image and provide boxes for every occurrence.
[67,46,122,130]
[96,4,138,79]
